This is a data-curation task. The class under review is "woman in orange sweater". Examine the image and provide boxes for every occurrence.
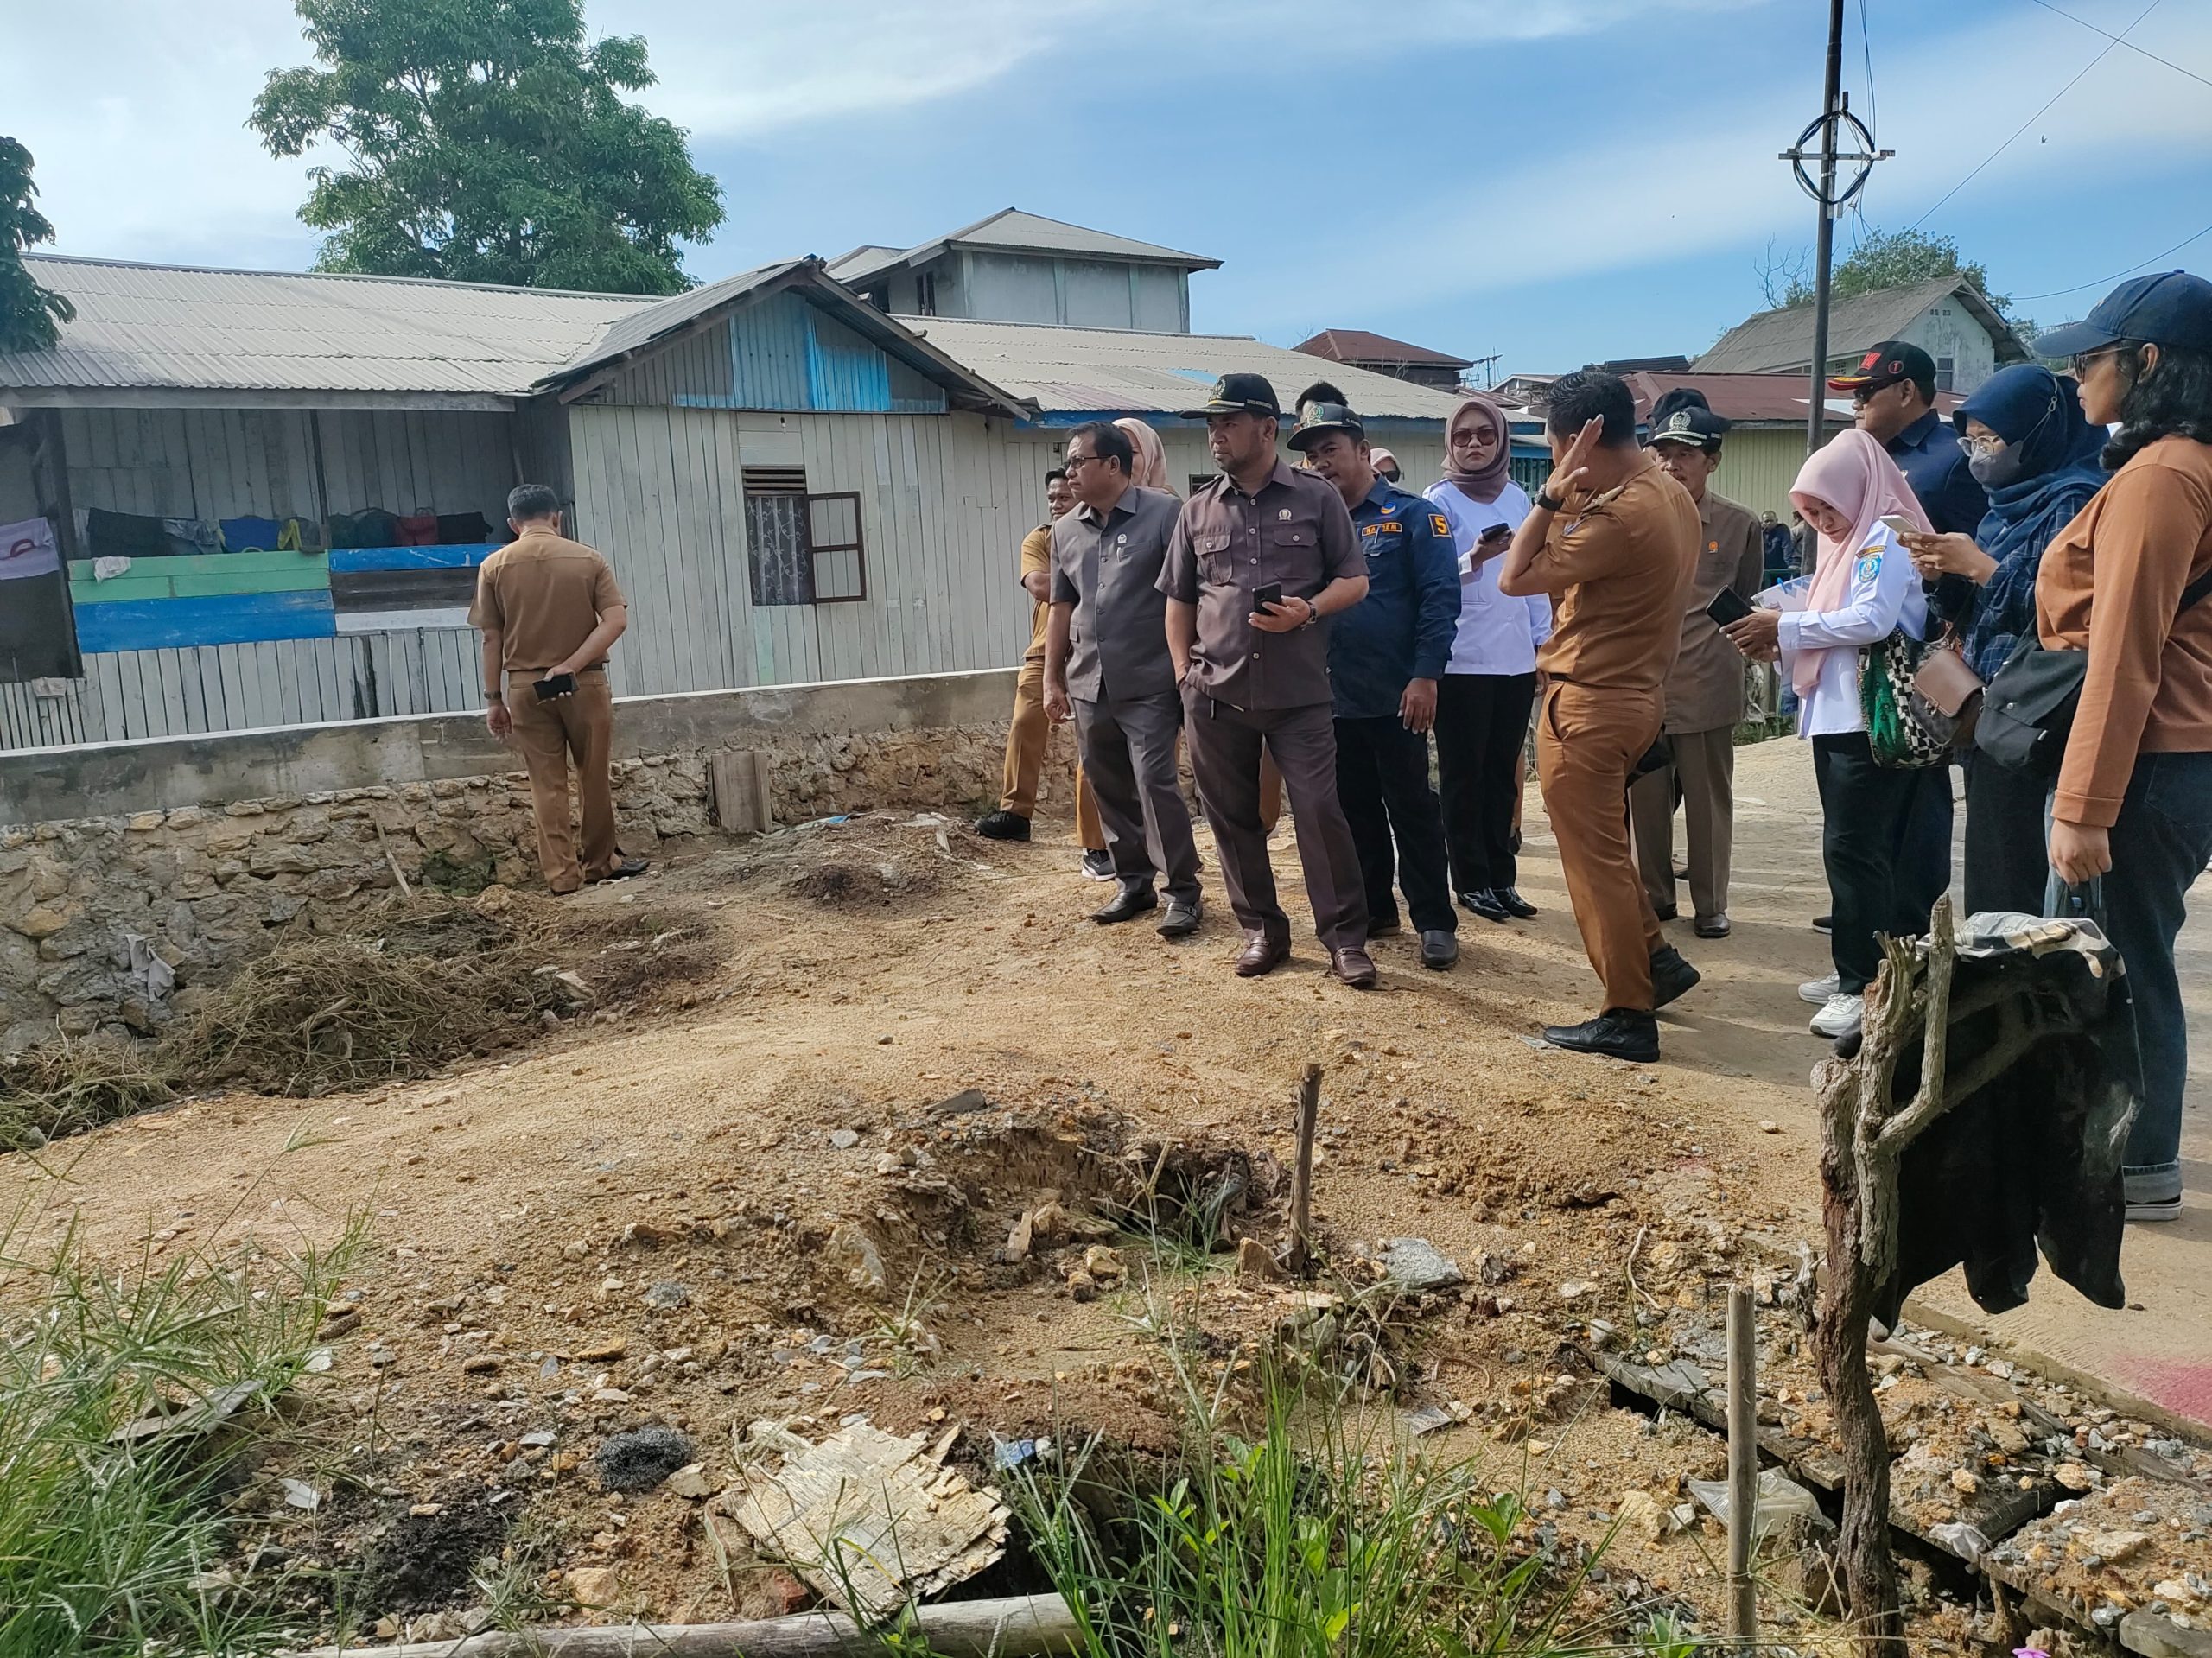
[2033,271,2212,1223]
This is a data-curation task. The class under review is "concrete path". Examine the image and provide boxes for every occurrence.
[1528,737,2212,1432]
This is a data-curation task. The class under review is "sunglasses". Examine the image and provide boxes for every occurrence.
[2068,343,2132,378]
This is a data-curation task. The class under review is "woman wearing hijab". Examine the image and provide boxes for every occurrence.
[1901,365,2107,916]
[1115,418,1174,495]
[1722,429,1930,1043]
[1425,392,1550,922]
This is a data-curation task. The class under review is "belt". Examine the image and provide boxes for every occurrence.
[507,663,607,677]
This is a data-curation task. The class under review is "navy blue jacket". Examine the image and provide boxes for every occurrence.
[1327,475,1460,720]
[1887,408,1988,536]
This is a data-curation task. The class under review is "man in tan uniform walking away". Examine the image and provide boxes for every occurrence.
[976,468,1109,874]
[1630,398,1766,938]
[1497,372,1700,1061]
[470,485,646,895]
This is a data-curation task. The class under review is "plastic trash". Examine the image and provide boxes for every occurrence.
[1687,1467,1827,1538]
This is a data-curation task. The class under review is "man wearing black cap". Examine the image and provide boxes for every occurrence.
[1159,373,1377,987]
[1630,401,1765,939]
[1291,400,1463,970]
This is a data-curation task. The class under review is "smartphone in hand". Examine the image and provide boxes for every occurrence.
[533,671,578,701]
[1704,587,1754,628]
[1253,581,1284,613]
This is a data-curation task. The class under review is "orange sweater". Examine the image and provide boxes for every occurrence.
[2036,435,2212,828]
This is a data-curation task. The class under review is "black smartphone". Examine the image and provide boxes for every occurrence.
[1253,581,1284,613]
[1476,523,1512,544]
[1705,587,1754,628]
[533,671,577,701]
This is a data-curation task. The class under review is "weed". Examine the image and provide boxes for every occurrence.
[0,1202,365,1656]
[0,1036,175,1151]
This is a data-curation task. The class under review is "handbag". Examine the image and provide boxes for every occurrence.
[1859,630,1969,769]
[1979,564,2212,777]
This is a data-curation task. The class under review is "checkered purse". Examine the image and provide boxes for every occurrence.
[1859,630,1975,769]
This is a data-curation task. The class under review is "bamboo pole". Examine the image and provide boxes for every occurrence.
[283,1591,1079,1658]
[1726,1285,1759,1648]
[1286,1063,1321,1277]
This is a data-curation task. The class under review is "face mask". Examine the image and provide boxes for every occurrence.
[1967,444,2027,488]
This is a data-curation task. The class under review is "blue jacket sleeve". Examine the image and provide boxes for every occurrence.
[1408,504,1460,680]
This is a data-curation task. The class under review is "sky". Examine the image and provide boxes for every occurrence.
[10,0,2212,374]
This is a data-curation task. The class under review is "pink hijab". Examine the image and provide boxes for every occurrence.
[1787,429,1929,695]
[1443,393,1514,502]
[1115,418,1174,494]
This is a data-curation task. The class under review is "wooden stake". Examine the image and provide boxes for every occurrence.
[1286,1063,1321,1277]
[279,1591,1079,1658]
[1726,1284,1759,1648]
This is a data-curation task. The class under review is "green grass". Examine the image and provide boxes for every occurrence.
[1007,1344,1679,1658]
[0,1200,365,1657]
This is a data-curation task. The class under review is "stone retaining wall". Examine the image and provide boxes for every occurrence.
[3,678,1070,1051]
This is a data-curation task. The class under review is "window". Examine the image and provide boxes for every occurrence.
[741,467,868,607]
[1936,354,1955,392]
[1188,472,1217,497]
[918,270,938,317]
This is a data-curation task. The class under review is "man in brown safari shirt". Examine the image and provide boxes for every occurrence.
[1158,373,1377,988]
[1497,372,1700,1060]
[469,485,647,895]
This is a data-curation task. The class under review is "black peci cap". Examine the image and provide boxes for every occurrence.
[2033,270,2212,360]
[1828,340,1937,395]
[1286,402,1365,451]
[1181,372,1281,419]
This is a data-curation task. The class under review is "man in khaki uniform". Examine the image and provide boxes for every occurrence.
[1629,402,1765,938]
[976,468,1108,873]
[1497,372,1700,1061]
[470,485,645,895]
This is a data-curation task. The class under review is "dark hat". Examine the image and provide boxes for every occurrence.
[1647,403,1727,453]
[2032,270,2212,360]
[1286,401,1365,451]
[1828,340,1936,395]
[1181,372,1281,419]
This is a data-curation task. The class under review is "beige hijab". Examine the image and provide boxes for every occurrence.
[1116,418,1175,494]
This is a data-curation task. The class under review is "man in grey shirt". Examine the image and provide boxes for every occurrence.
[1042,422,1204,937]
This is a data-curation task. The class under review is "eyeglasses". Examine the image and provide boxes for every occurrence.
[1062,453,1104,471]
[2069,344,2130,378]
[1961,435,2005,458]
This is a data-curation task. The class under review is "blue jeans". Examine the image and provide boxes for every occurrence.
[2050,751,2212,1205]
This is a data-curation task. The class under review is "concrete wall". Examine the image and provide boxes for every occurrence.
[0,668,1047,1049]
[1898,304,2003,397]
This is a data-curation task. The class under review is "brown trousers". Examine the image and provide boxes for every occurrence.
[505,668,619,894]
[1001,651,1104,848]
[1536,682,1666,1012]
[1628,726,1738,921]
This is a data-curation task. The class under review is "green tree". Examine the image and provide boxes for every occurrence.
[1779,227,2024,326]
[250,0,724,295]
[0,137,75,353]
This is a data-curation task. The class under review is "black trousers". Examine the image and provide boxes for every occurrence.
[1334,715,1456,935]
[1899,759,1955,924]
[1961,750,2050,918]
[1434,670,1536,895]
[1812,731,1928,994]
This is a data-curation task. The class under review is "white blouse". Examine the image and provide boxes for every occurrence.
[1425,480,1553,677]
[1777,524,1929,739]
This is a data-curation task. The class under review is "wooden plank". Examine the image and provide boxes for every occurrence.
[72,591,338,654]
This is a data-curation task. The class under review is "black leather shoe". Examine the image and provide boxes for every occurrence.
[1542,1009,1660,1063]
[1420,930,1459,970]
[1235,933,1291,977]
[1649,944,1702,1009]
[1653,903,1679,921]
[1330,946,1379,988]
[974,810,1031,842]
[591,856,650,882]
[1496,886,1537,918]
[1693,913,1732,939]
[1157,897,1202,938]
[1367,915,1404,938]
[1459,888,1510,924]
[1092,885,1157,924]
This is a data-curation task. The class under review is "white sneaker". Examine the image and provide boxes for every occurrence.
[1798,971,1841,1006]
[1810,993,1865,1039]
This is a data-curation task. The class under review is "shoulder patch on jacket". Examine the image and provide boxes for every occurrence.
[1429,513,1452,539]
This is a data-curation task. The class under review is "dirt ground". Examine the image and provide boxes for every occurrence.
[11,740,2211,1648]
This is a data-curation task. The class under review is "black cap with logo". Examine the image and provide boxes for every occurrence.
[2033,270,2212,360]
[1181,372,1282,419]
[1286,402,1365,451]
[1647,403,1727,454]
[1828,340,1937,396]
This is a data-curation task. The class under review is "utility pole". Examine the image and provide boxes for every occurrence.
[1782,0,1891,455]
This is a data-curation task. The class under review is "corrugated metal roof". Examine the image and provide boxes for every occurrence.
[824,245,908,283]
[1294,328,1472,369]
[3,255,654,396]
[933,209,1218,269]
[569,260,798,365]
[1693,277,2030,375]
[909,318,1459,422]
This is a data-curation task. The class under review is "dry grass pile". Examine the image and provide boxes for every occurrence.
[164,934,569,1097]
[0,1038,176,1150]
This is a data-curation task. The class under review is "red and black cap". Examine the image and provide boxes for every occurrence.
[1827,340,1936,396]
[1180,372,1281,419]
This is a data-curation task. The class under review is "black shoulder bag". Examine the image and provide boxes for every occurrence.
[1977,564,2212,777]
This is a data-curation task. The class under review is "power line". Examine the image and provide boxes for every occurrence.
[2012,220,2212,303]
[2024,0,2212,92]
[1909,0,2162,232]
[1857,0,1878,153]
